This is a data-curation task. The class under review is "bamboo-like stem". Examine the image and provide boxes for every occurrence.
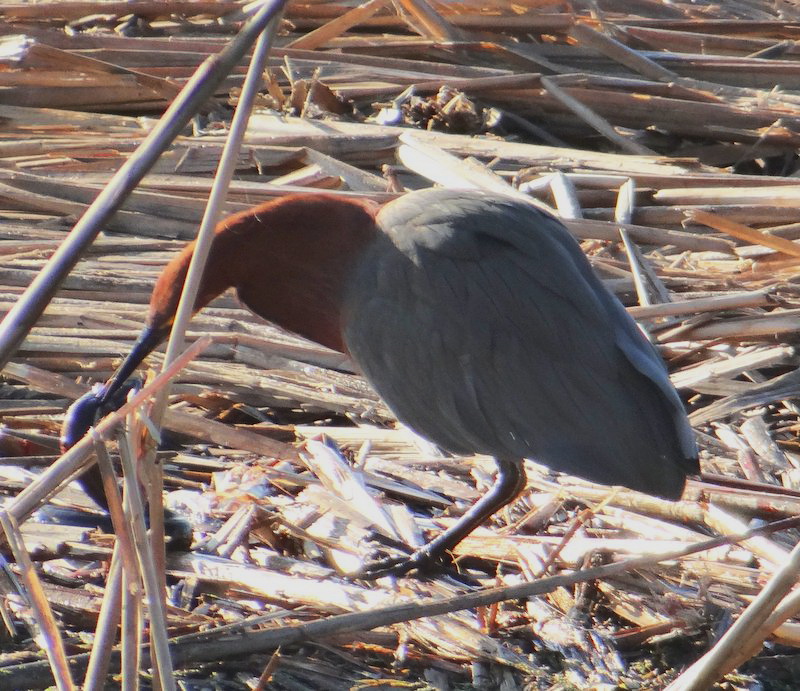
[0,0,289,370]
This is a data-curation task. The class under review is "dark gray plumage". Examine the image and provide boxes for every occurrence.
[342,189,698,501]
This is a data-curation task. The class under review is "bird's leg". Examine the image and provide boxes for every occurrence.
[357,457,525,579]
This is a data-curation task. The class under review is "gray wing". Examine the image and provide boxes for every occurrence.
[342,189,698,499]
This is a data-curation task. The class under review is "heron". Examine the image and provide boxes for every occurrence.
[61,188,698,577]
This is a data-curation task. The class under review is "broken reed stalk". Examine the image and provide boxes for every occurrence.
[93,434,140,571]
[83,548,123,691]
[689,208,800,258]
[667,533,800,689]
[0,511,75,690]
[120,544,142,691]
[117,420,177,691]
[0,0,289,370]
[4,519,798,689]
[144,5,284,592]
[156,518,800,665]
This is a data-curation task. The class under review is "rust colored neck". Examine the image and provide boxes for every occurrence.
[147,193,381,353]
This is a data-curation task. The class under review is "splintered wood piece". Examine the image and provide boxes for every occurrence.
[286,0,391,50]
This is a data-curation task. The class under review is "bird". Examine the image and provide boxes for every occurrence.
[61,187,698,577]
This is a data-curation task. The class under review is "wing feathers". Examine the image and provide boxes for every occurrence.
[343,189,696,498]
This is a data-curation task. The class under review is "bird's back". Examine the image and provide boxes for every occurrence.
[341,188,698,499]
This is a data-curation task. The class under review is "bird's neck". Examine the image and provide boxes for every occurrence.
[149,194,381,354]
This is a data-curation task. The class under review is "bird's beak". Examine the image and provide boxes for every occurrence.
[99,324,167,405]
[61,324,167,454]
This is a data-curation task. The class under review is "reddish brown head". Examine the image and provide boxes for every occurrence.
[63,193,381,448]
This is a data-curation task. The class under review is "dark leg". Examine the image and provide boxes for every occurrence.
[357,457,525,579]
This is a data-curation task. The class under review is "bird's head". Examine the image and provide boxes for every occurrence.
[61,234,229,450]
[60,192,380,450]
